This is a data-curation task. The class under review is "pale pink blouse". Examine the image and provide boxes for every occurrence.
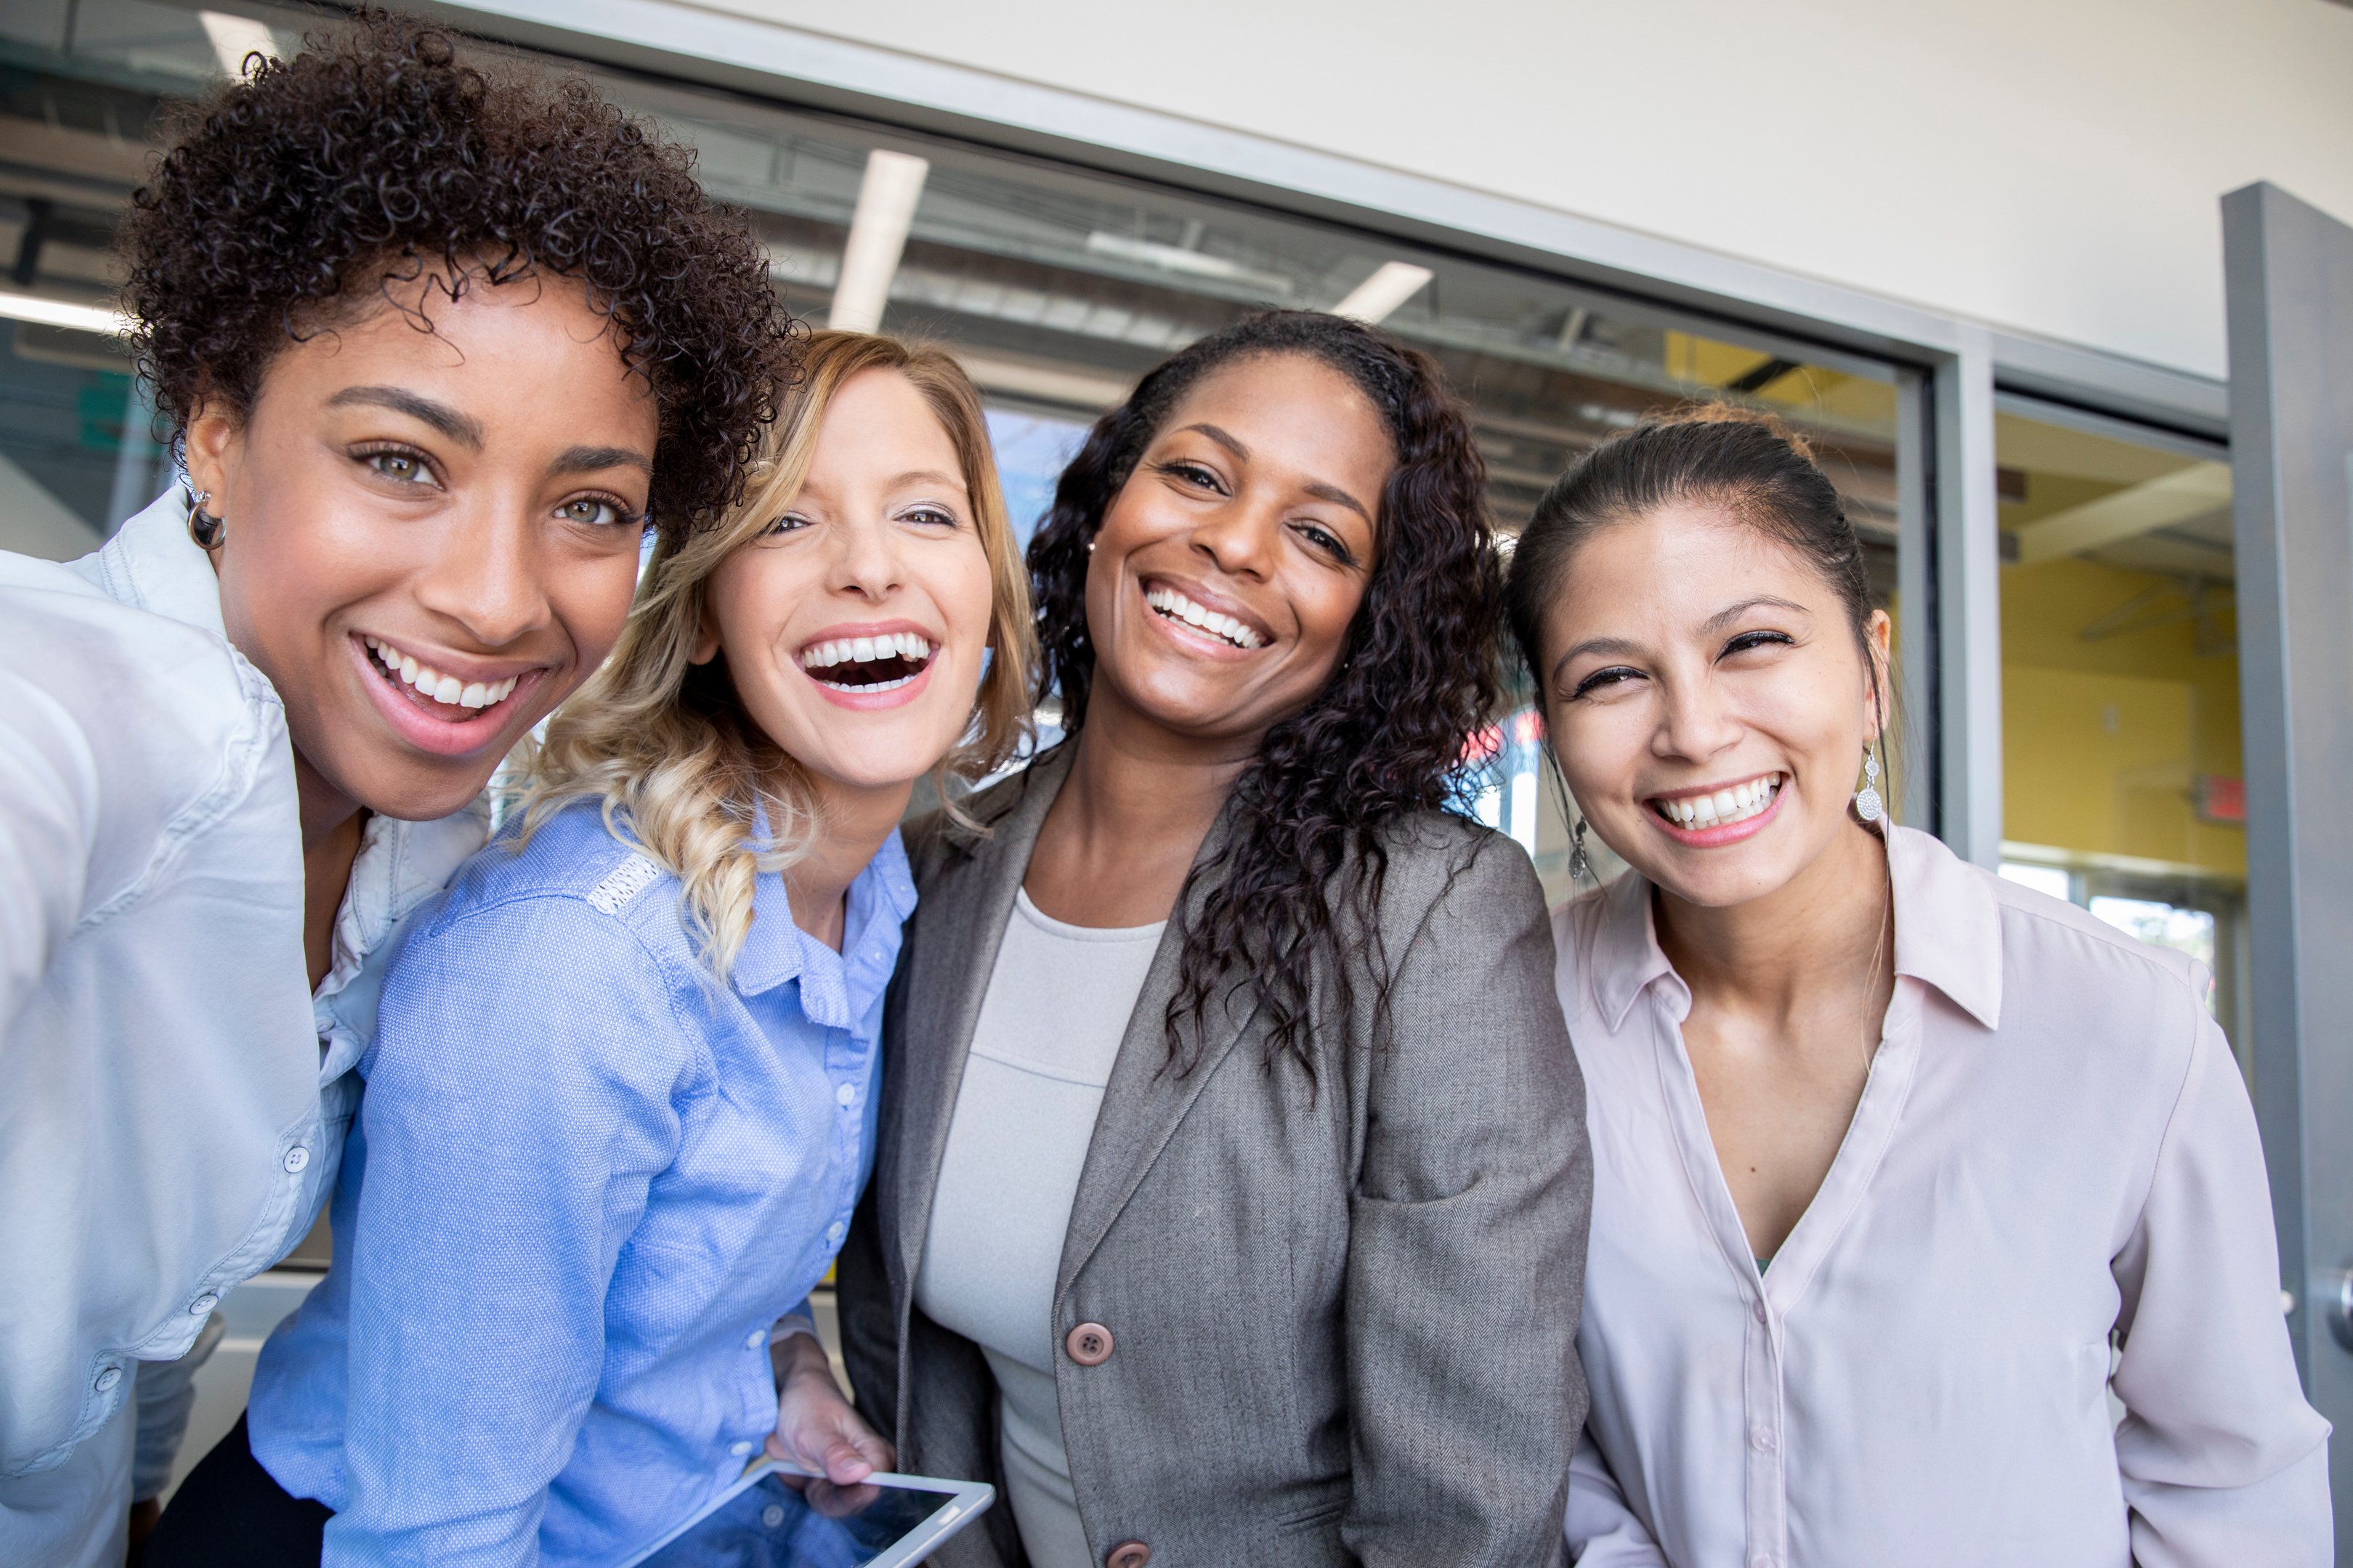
[1558,824,2330,1567]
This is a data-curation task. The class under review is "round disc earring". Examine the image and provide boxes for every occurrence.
[1854,747,1885,824]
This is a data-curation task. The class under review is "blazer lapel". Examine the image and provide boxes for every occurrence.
[1057,800,1259,1299]
[885,746,1074,1292]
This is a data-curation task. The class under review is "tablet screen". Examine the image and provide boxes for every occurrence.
[637,1471,958,1568]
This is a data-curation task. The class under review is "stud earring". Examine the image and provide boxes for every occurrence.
[1086,538,1096,555]
[1568,814,1594,884]
[185,487,225,549]
[1854,747,1884,824]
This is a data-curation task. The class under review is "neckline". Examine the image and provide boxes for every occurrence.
[1013,885,1167,943]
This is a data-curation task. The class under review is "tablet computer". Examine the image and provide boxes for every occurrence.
[616,1459,994,1568]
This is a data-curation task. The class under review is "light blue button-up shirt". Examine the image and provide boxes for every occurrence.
[248,799,912,1567]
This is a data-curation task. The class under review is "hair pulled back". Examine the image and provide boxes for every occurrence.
[1028,309,1502,1079]
[1505,407,1881,710]
[118,9,795,542]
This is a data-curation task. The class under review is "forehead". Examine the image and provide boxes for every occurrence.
[1548,502,1828,631]
[1159,353,1392,468]
[803,367,965,483]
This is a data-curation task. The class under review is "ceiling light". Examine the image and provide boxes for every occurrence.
[830,150,929,333]
[1333,261,1433,323]
[0,292,130,337]
[198,12,278,77]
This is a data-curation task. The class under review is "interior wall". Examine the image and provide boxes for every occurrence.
[676,0,2353,381]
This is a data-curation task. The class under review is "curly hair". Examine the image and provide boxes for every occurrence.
[1029,310,1503,1078]
[117,9,794,539]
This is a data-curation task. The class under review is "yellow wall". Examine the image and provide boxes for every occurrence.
[1999,554,2244,877]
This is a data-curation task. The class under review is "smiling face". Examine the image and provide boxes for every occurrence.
[1537,500,1891,909]
[1082,352,1392,749]
[183,269,657,824]
[694,366,995,803]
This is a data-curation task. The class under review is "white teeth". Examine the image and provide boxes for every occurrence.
[367,638,521,710]
[795,632,937,678]
[1143,586,1265,650]
[1659,775,1781,832]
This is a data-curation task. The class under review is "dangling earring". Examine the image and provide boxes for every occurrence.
[1568,815,1594,884]
[185,486,224,549]
[1854,747,1884,824]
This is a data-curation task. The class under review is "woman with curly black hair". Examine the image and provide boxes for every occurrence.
[831,311,1592,1567]
[0,12,788,1567]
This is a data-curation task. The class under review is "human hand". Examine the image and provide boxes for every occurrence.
[767,1329,894,1516]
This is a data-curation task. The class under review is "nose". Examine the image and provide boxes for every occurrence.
[411,497,556,649]
[1187,493,1279,580]
[829,512,905,601]
[1653,667,1745,765]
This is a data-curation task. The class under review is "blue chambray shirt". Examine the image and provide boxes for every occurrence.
[247,800,913,1567]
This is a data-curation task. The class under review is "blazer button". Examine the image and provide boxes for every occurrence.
[1065,1322,1114,1366]
[1105,1541,1150,1568]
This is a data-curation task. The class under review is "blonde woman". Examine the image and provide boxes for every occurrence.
[214,333,1032,1568]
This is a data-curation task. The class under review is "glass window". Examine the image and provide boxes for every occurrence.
[1995,397,2245,1062]
[1,1,1914,906]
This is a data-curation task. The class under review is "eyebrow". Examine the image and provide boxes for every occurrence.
[889,469,966,491]
[551,444,654,477]
[325,385,484,449]
[1175,422,1372,524]
[1701,595,1811,635]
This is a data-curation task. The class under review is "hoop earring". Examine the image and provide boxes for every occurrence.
[1854,747,1885,824]
[185,487,224,549]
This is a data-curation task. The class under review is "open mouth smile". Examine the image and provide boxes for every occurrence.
[1647,771,1787,845]
[355,633,544,759]
[366,636,520,711]
[1143,582,1268,650]
[798,630,937,693]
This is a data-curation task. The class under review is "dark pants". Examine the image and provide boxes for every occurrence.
[143,1415,328,1568]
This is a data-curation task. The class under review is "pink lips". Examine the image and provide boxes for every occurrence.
[352,634,543,760]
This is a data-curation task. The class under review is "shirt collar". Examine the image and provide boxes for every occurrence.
[317,798,493,1004]
[1584,822,2002,1033]
[729,823,916,1031]
[1884,823,2003,1030]
[66,487,229,641]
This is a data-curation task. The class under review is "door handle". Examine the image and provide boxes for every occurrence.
[2321,1267,2353,1352]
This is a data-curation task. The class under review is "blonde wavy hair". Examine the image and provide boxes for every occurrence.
[523,331,1035,976]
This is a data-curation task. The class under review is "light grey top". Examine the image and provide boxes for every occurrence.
[916,887,1163,1568]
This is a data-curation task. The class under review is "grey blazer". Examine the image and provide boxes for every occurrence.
[838,745,1591,1568]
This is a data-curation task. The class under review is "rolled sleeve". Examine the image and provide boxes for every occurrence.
[323,900,692,1568]
[1342,835,1590,1568]
[2112,979,2332,1567]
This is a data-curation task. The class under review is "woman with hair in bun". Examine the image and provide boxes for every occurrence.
[1506,409,2328,1567]
[0,14,790,1566]
[834,309,1590,1568]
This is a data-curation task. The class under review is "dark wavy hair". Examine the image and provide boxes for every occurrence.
[118,9,795,542]
[1029,310,1502,1077]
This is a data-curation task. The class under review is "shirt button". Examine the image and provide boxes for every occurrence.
[1750,1426,1777,1453]
[762,1503,787,1528]
[94,1366,122,1393]
[1751,1297,1767,1323]
[745,1328,767,1349]
[283,1145,311,1174]
[826,1221,846,1245]
[729,1439,753,1458]
[835,1082,857,1108]
[190,1293,219,1316]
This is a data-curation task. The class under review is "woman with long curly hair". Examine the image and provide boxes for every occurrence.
[0,12,787,1567]
[828,310,1592,1568]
